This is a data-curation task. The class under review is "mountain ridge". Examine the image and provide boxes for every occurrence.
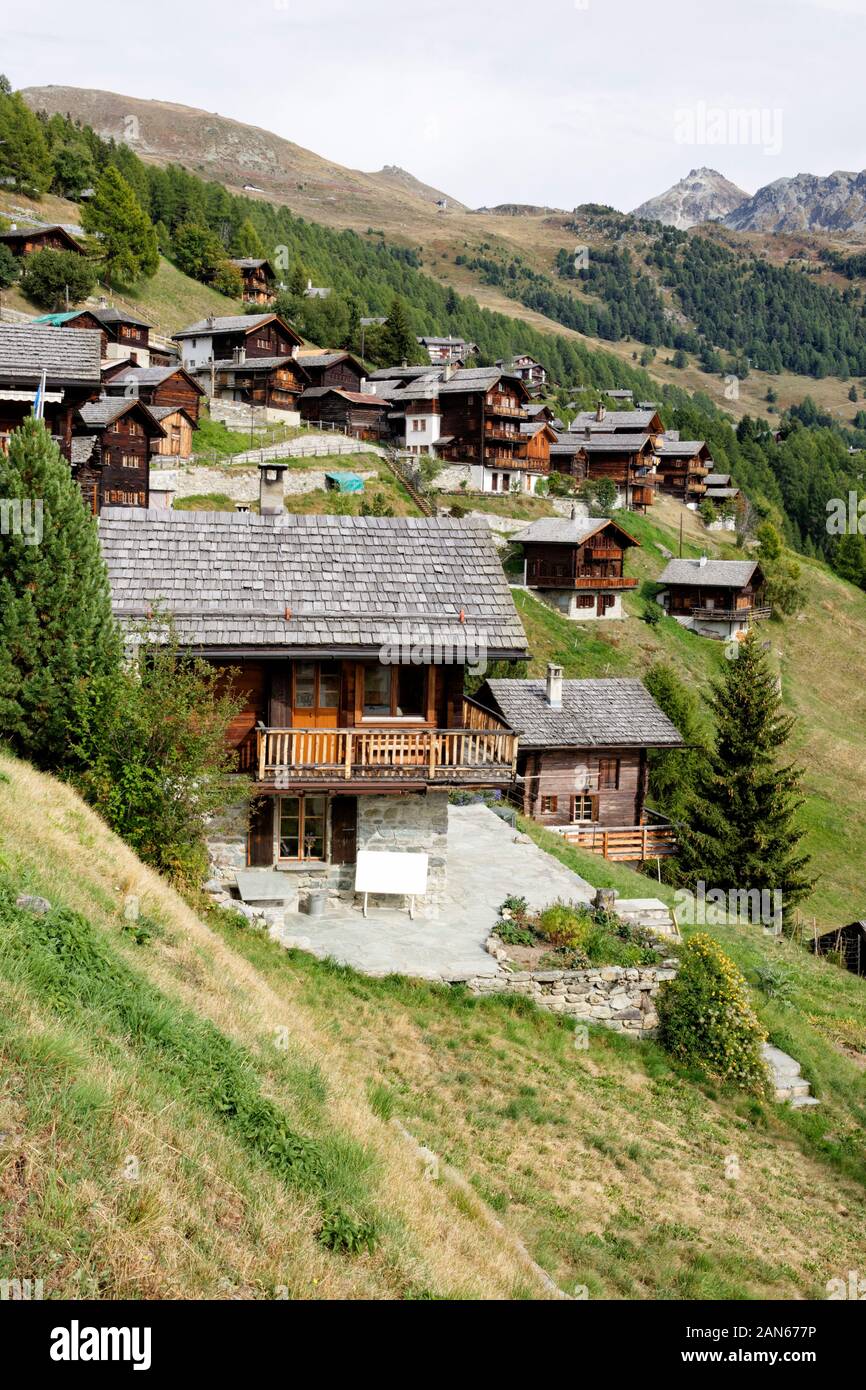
[631,167,750,229]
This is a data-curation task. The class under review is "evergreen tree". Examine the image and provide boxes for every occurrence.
[19,248,97,310]
[81,166,159,285]
[0,244,19,289]
[382,295,420,363]
[0,419,120,768]
[643,662,708,823]
[0,87,52,195]
[678,632,813,921]
[833,531,866,589]
[230,217,266,259]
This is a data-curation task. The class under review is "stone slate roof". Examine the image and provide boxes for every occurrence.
[570,410,659,432]
[513,517,639,547]
[0,325,103,382]
[578,433,653,453]
[78,397,164,434]
[172,313,274,339]
[98,510,529,657]
[656,438,708,456]
[483,679,684,749]
[300,387,387,407]
[657,557,759,588]
[705,487,740,499]
[704,472,732,486]
[210,356,302,373]
[147,404,195,423]
[368,365,441,381]
[229,258,273,271]
[92,307,152,329]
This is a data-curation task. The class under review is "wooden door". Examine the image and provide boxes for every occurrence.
[292,661,341,764]
[248,797,275,866]
[331,796,358,865]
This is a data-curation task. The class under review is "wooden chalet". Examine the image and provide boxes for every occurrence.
[295,351,367,392]
[73,397,164,513]
[34,306,154,367]
[704,472,742,503]
[98,506,527,907]
[495,353,547,389]
[0,325,102,461]
[230,258,277,305]
[478,667,683,861]
[171,313,303,372]
[570,404,664,444]
[417,335,477,365]
[102,363,206,425]
[655,437,712,504]
[202,354,310,418]
[655,557,770,638]
[0,223,86,257]
[514,515,640,620]
[577,432,659,511]
[299,387,389,440]
[388,365,548,494]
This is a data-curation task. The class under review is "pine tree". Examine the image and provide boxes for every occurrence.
[643,662,707,823]
[0,87,52,195]
[231,217,266,259]
[678,632,813,920]
[833,531,866,589]
[81,166,159,285]
[382,295,419,363]
[0,418,120,767]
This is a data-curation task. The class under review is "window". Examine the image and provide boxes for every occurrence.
[361,664,426,719]
[293,661,339,717]
[575,593,595,609]
[571,795,595,822]
[597,758,621,790]
[279,795,326,861]
[541,795,558,814]
[127,419,142,436]
[121,454,139,469]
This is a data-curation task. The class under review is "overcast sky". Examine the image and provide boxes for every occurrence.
[5,0,865,209]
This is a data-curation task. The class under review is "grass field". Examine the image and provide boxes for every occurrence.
[1,752,864,1301]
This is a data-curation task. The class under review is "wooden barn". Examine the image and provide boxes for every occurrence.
[809,920,866,976]
[295,351,368,392]
[299,387,389,439]
[147,405,196,460]
[477,666,684,861]
[0,223,86,257]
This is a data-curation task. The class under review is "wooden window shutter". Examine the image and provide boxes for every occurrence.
[330,796,358,865]
[248,797,275,866]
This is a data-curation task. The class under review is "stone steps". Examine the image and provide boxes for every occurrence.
[762,1042,820,1107]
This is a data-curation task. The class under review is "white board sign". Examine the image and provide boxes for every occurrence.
[355,851,428,897]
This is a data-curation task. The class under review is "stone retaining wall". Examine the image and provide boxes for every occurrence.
[466,947,678,1038]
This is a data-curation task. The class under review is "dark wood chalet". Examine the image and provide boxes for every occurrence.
[478,667,684,861]
[295,351,367,392]
[203,355,310,416]
[299,387,389,439]
[98,509,528,905]
[0,223,86,257]
[73,397,164,513]
[655,557,770,638]
[34,306,154,367]
[577,432,659,510]
[0,325,102,460]
[655,437,712,503]
[230,258,277,305]
[570,405,664,443]
[172,313,303,372]
[103,363,206,424]
[514,515,640,620]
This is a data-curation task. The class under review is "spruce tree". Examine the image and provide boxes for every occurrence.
[81,166,159,285]
[678,632,813,920]
[382,295,419,363]
[0,419,120,767]
[0,87,52,195]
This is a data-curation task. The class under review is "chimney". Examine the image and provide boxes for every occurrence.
[698,554,708,567]
[206,315,216,329]
[595,400,605,423]
[442,362,455,383]
[291,344,300,358]
[584,425,592,441]
[570,502,578,520]
[545,662,563,710]
[258,461,288,515]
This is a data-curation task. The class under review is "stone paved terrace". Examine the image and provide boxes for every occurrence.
[270,802,596,981]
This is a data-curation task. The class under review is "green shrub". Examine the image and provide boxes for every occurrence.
[657,934,767,1092]
[19,247,97,309]
[536,902,591,951]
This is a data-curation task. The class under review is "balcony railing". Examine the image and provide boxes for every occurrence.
[528,572,638,590]
[254,723,518,785]
[689,605,771,621]
[485,404,527,419]
[555,822,677,861]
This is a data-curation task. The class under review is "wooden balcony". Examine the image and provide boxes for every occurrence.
[253,714,518,788]
[528,572,638,590]
[689,605,771,621]
[485,404,527,419]
[556,822,677,861]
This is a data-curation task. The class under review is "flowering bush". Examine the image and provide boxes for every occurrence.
[658,934,768,1092]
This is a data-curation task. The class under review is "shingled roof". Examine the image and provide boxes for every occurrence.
[657,557,760,588]
[172,313,275,339]
[513,517,639,547]
[78,398,164,434]
[570,410,660,433]
[483,678,684,749]
[98,510,529,657]
[577,433,654,453]
[0,325,102,383]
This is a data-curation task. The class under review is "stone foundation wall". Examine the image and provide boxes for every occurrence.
[355,790,449,915]
[206,795,249,880]
[466,950,678,1038]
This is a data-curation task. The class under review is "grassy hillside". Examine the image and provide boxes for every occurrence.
[1,751,865,1300]
[511,496,866,931]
